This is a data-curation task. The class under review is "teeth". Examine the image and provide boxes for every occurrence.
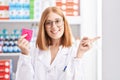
[52,30,58,34]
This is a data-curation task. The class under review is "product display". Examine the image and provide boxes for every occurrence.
[0,29,21,53]
[56,0,80,16]
[0,0,80,20]
[0,59,13,80]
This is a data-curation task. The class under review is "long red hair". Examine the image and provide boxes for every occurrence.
[36,6,73,50]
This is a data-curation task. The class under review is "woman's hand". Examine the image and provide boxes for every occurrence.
[76,37,100,58]
[17,34,30,55]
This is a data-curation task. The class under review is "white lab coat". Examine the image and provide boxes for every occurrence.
[15,40,84,80]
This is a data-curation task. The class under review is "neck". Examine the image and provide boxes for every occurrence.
[51,39,61,47]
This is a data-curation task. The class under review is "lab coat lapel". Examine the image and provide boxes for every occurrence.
[38,49,51,68]
[50,46,69,68]
[37,46,69,68]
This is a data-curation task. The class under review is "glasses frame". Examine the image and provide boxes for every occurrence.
[45,19,64,27]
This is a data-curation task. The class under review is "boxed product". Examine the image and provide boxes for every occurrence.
[0,59,13,80]
[0,6,9,20]
[56,0,80,16]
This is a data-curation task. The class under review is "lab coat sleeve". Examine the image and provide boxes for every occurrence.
[15,54,34,80]
[72,39,85,80]
[73,58,84,80]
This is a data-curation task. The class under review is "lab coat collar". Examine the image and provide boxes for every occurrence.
[50,46,69,68]
[37,46,69,68]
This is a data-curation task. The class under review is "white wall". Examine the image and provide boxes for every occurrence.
[102,0,120,80]
[81,0,99,80]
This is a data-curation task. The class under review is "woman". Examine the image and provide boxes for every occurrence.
[16,6,99,80]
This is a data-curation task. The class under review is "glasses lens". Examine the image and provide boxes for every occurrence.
[45,19,63,26]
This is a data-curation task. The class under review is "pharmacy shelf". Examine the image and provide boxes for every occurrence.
[0,19,39,23]
[0,16,82,24]
[0,53,20,56]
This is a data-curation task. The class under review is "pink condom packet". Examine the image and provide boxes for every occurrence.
[21,28,33,41]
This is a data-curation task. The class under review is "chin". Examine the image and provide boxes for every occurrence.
[50,35,62,39]
[52,37,61,40]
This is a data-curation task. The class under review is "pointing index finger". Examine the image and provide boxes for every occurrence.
[91,36,100,42]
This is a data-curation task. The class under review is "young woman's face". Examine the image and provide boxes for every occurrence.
[45,12,64,40]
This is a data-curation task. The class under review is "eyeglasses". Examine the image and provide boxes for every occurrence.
[45,19,63,27]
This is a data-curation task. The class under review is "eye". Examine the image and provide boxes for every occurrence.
[55,19,61,23]
[45,21,51,25]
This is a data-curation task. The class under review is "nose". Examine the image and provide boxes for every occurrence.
[51,21,56,26]
[51,21,57,28]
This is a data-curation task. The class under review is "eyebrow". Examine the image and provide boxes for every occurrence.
[46,18,62,21]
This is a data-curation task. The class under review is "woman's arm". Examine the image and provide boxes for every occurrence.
[15,34,35,80]
[69,37,100,80]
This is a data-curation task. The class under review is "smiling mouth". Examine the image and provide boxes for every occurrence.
[51,30,59,34]
[51,28,61,34]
